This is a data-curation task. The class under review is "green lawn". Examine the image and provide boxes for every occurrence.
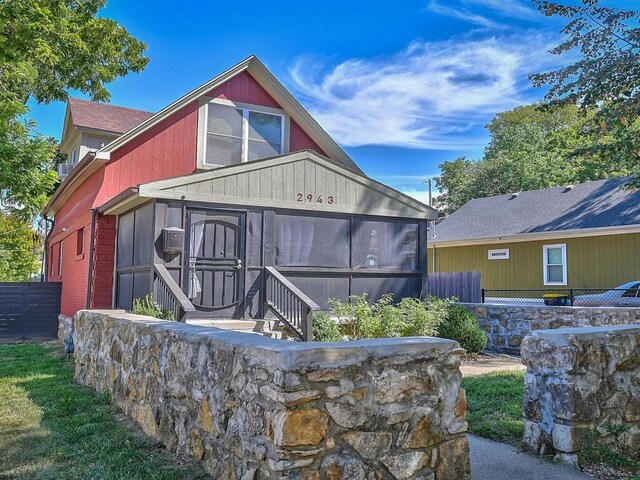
[462,370,525,446]
[0,342,209,480]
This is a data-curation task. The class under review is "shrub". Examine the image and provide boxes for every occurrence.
[132,294,174,320]
[312,312,343,342]
[328,294,450,340]
[438,305,487,354]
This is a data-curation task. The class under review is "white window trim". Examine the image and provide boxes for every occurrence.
[197,98,289,168]
[543,243,567,286]
[488,248,509,260]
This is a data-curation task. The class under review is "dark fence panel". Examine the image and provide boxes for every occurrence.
[428,271,482,303]
[0,282,62,343]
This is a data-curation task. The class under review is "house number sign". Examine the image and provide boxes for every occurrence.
[296,193,335,205]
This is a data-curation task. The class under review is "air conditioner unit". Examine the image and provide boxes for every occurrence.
[57,163,73,178]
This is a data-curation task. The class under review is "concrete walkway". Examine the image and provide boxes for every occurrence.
[470,435,595,480]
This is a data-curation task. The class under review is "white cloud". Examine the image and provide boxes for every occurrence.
[289,33,556,150]
[427,0,539,26]
[427,1,496,28]
[400,189,433,205]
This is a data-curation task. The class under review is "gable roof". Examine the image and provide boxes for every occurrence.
[101,150,437,220]
[430,177,640,245]
[97,55,363,174]
[67,97,154,135]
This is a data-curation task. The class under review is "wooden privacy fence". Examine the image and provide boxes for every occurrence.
[428,271,482,303]
[0,282,62,343]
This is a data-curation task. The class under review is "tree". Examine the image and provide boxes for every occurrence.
[435,103,637,213]
[530,0,640,174]
[0,213,42,281]
[0,0,149,218]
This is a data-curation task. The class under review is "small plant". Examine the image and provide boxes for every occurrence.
[312,312,343,342]
[580,423,640,476]
[437,305,487,355]
[132,294,174,320]
[328,294,450,340]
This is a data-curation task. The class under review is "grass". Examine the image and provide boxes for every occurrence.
[462,370,525,446]
[0,342,209,480]
[463,369,640,479]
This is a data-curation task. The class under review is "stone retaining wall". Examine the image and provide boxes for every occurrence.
[73,310,471,480]
[462,303,640,354]
[521,325,640,463]
[58,314,73,341]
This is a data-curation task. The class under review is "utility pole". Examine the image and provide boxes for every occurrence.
[427,178,433,207]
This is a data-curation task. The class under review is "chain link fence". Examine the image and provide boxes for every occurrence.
[482,286,640,307]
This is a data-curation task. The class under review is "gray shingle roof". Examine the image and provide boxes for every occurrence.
[429,177,640,244]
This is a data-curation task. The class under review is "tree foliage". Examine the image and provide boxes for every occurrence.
[530,0,640,121]
[0,0,148,218]
[435,103,637,213]
[0,212,42,281]
[530,0,640,176]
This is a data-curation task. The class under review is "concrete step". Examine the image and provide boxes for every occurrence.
[185,317,293,340]
[186,319,260,331]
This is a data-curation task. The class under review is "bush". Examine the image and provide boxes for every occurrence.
[438,305,487,354]
[312,312,343,342]
[327,294,450,340]
[132,294,174,320]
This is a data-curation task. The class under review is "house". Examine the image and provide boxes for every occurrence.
[428,177,640,293]
[44,56,437,340]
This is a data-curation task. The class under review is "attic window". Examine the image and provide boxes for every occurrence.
[203,100,285,166]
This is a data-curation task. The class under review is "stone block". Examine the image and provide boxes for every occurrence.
[271,409,329,446]
[552,423,583,453]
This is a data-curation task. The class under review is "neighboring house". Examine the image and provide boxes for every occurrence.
[44,56,436,338]
[428,177,640,290]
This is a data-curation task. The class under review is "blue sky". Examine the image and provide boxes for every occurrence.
[28,0,576,202]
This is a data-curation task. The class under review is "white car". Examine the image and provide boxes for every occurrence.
[573,281,640,307]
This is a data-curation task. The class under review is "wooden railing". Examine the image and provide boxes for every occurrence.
[264,266,319,341]
[152,264,196,322]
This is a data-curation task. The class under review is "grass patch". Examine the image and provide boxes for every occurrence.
[0,342,209,480]
[462,370,525,446]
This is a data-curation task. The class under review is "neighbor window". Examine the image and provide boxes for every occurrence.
[543,244,567,285]
[204,101,284,166]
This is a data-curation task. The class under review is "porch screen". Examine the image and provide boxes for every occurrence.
[274,215,350,268]
[352,220,418,270]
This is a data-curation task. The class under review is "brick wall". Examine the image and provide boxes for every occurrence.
[90,214,116,309]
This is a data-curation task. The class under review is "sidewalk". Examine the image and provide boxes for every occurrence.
[470,435,595,480]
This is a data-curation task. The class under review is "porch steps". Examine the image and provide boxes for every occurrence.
[185,318,290,340]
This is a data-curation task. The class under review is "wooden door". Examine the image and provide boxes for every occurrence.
[186,209,244,317]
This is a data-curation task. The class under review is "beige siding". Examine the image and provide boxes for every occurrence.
[429,233,640,289]
[140,153,435,219]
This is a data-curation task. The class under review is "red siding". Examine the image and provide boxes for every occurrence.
[290,119,327,156]
[206,71,326,156]
[55,219,91,316]
[98,100,199,204]
[48,101,199,316]
[206,71,281,108]
[47,69,331,317]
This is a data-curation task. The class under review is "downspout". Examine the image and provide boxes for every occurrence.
[85,208,98,309]
[42,215,54,281]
